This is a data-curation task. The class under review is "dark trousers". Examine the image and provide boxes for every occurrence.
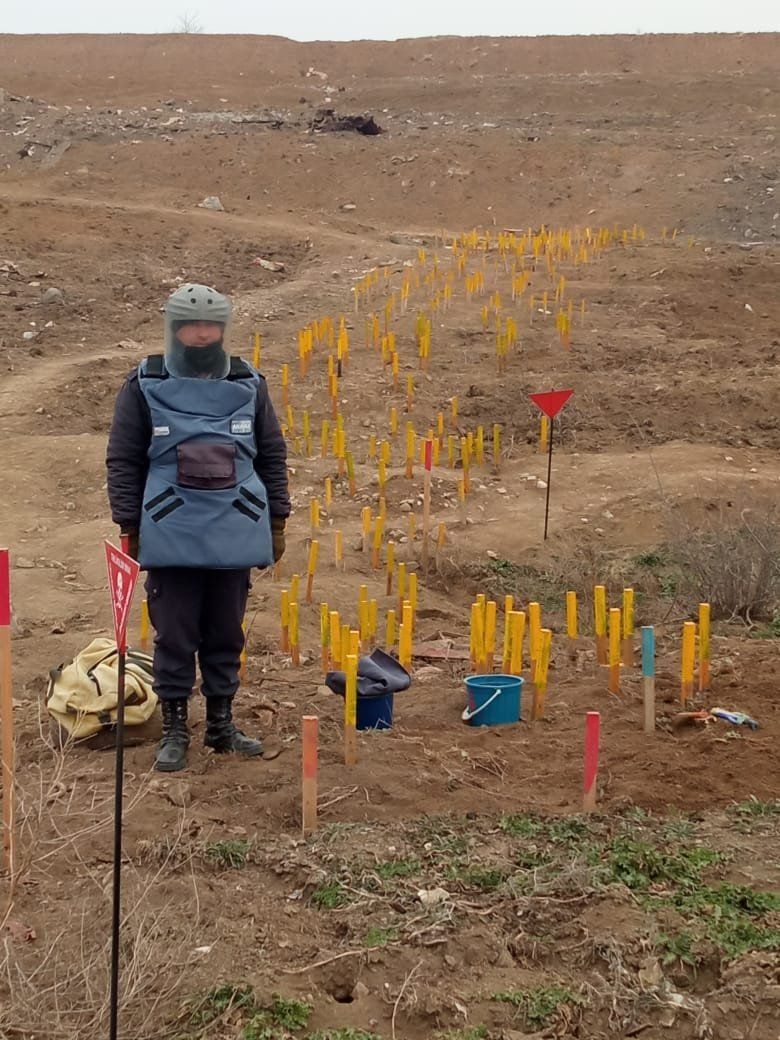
[145,568,251,702]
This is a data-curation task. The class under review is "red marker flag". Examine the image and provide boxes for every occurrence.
[529,389,574,420]
[104,541,141,653]
[424,439,433,472]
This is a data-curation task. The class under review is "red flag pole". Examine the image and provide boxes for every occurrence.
[104,541,140,1040]
[543,418,554,541]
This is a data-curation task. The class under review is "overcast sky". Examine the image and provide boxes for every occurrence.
[3,0,779,37]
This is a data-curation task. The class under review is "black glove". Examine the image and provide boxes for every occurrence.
[271,517,286,563]
[121,529,139,561]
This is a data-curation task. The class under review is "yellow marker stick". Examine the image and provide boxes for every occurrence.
[609,607,621,694]
[681,621,696,703]
[408,571,418,625]
[320,602,330,671]
[566,591,578,639]
[289,601,300,667]
[533,628,552,720]
[344,654,358,765]
[484,600,497,671]
[622,588,635,667]
[528,601,542,671]
[334,529,343,570]
[509,610,526,675]
[361,506,372,553]
[280,590,290,652]
[305,540,319,603]
[698,603,711,691]
[324,477,333,508]
[386,608,397,650]
[320,419,330,459]
[539,415,549,454]
[594,585,607,664]
[501,594,514,672]
[401,602,414,668]
[397,562,407,615]
[140,600,150,652]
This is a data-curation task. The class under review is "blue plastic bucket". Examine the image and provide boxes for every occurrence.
[357,693,394,731]
[463,674,523,727]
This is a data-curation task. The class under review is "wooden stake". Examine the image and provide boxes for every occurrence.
[302,716,318,835]
[583,711,600,812]
[1,549,14,875]
[641,626,655,735]
[344,654,358,765]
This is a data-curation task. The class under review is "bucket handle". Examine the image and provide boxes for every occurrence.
[462,686,504,723]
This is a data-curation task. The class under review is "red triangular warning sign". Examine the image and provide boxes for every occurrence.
[104,541,141,652]
[529,389,574,420]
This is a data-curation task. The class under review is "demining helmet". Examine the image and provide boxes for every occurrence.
[164,283,232,378]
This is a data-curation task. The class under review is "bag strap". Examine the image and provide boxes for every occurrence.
[227,357,253,381]
[143,354,167,378]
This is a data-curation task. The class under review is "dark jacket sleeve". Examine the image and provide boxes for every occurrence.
[106,371,152,531]
[254,379,290,519]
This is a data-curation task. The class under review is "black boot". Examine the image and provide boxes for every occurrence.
[204,697,263,756]
[154,699,190,773]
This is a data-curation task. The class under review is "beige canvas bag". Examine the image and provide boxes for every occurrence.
[46,637,158,744]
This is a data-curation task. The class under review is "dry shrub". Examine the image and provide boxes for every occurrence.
[667,503,780,622]
[1,713,197,1039]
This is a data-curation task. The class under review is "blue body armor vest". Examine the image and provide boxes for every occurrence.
[137,356,274,570]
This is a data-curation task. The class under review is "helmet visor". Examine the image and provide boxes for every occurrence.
[164,317,230,378]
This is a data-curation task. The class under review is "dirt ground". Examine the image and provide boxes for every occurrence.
[0,32,779,1040]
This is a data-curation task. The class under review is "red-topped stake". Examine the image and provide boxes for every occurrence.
[1,548,14,875]
[529,389,574,539]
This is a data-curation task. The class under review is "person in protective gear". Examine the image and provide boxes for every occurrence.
[106,284,290,772]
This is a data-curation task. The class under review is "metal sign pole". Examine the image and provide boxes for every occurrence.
[109,646,126,1040]
[543,419,554,541]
